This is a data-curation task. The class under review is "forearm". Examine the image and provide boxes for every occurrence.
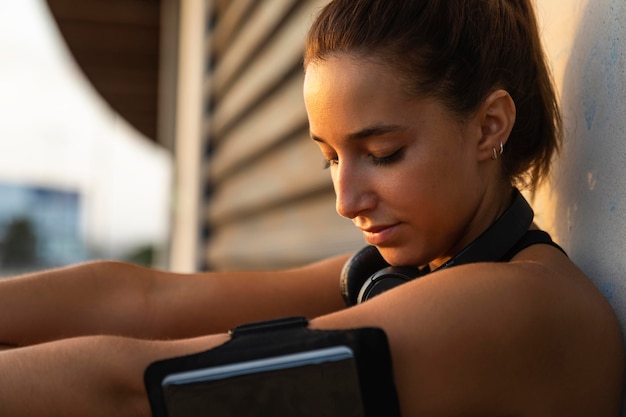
[0,261,156,346]
[0,254,349,346]
[0,333,230,417]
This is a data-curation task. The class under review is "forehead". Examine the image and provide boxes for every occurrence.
[304,56,408,102]
[303,56,416,133]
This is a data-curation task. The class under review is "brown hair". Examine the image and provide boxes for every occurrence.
[304,0,562,191]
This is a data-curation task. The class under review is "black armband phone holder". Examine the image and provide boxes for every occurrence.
[144,316,401,417]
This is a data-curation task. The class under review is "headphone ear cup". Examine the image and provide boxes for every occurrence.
[357,265,426,304]
[340,246,390,306]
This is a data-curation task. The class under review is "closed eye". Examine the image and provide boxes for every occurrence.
[322,156,338,169]
[370,148,405,166]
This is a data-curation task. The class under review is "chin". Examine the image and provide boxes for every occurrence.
[377,246,424,268]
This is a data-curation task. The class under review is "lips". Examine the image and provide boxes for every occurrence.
[359,223,399,246]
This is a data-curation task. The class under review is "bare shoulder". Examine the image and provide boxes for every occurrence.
[501,245,624,414]
[312,245,624,416]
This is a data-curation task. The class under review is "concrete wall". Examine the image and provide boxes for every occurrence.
[535,0,626,407]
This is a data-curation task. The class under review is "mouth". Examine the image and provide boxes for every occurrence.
[359,224,399,246]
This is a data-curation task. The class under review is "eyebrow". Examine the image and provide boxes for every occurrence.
[310,124,405,143]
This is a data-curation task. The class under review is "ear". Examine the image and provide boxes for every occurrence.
[475,90,516,161]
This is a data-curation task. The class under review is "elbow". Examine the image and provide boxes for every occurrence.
[86,259,160,338]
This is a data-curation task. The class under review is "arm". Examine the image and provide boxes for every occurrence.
[0,254,621,416]
[0,333,230,417]
[0,261,156,346]
[0,255,349,346]
[311,256,623,416]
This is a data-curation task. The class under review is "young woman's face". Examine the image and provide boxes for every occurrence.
[304,56,494,267]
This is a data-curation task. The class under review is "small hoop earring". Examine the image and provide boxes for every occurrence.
[491,142,504,160]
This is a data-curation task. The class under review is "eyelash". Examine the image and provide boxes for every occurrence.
[322,159,335,169]
[322,148,405,169]
[371,148,405,166]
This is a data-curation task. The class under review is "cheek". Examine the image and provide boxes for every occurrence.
[389,155,441,195]
[379,158,463,219]
[426,144,477,190]
[378,167,428,209]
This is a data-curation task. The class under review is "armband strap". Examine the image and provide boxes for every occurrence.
[145,316,401,417]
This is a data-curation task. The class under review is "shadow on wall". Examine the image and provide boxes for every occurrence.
[553,0,626,411]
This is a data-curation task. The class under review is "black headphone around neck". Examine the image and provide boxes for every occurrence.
[340,188,534,306]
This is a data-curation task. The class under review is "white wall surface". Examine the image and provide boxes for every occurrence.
[535,0,626,408]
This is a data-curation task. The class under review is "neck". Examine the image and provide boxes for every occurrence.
[429,182,516,270]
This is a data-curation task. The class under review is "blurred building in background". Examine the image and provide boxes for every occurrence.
[0,183,85,272]
[40,0,364,273]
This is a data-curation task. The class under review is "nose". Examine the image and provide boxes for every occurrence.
[333,161,376,219]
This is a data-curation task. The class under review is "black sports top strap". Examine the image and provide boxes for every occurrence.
[501,230,567,261]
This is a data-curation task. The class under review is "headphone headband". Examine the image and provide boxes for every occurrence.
[341,188,535,305]
[436,188,533,270]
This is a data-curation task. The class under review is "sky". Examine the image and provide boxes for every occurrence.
[0,0,173,259]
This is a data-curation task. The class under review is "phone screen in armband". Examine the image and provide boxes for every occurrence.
[160,345,366,417]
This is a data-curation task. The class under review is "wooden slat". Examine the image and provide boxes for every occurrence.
[211,0,258,60]
[205,193,364,270]
[212,0,232,18]
[209,1,320,137]
[207,133,330,224]
[210,0,300,101]
[207,72,307,181]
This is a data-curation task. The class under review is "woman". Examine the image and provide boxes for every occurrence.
[0,0,622,415]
